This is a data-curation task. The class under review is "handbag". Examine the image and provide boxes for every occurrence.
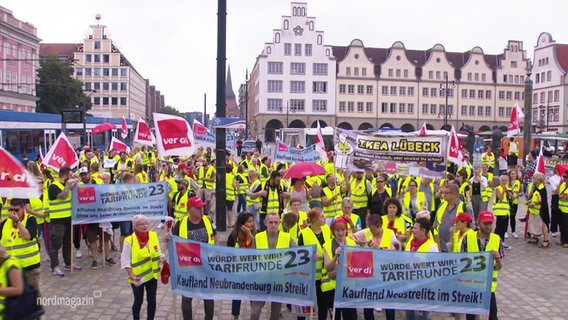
[5,272,45,320]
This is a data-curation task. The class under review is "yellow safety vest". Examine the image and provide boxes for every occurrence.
[226,173,236,201]
[508,141,519,156]
[237,173,248,195]
[465,231,500,292]
[481,152,495,167]
[507,180,521,205]
[48,180,72,220]
[1,214,41,268]
[173,191,190,221]
[382,215,411,237]
[247,181,261,207]
[29,197,45,224]
[322,187,342,218]
[402,192,426,216]
[436,201,466,229]
[404,237,438,252]
[255,231,291,249]
[363,227,395,250]
[558,182,568,214]
[482,172,494,202]
[125,232,160,284]
[1,198,11,221]
[204,166,215,191]
[260,183,280,215]
[321,237,356,292]
[0,257,22,316]
[259,163,270,184]
[299,225,331,280]
[179,215,215,245]
[279,211,307,243]
[528,183,543,215]
[136,172,149,184]
[493,185,510,216]
[350,179,369,210]
[452,228,473,253]
[333,213,360,236]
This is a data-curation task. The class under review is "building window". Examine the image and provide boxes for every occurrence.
[290,99,305,111]
[103,68,109,76]
[85,54,92,63]
[469,105,475,116]
[93,68,100,76]
[120,68,127,77]
[461,105,467,116]
[547,70,552,81]
[407,103,414,113]
[348,85,355,94]
[485,106,491,117]
[481,73,486,82]
[514,75,519,83]
[475,73,479,82]
[467,73,472,81]
[317,35,322,45]
[396,69,401,78]
[477,106,483,116]
[111,82,118,90]
[514,92,521,100]
[533,93,538,104]
[469,89,475,98]
[390,103,397,113]
[506,107,512,117]
[447,105,453,116]
[357,85,364,94]
[498,91,505,100]
[85,68,92,76]
[290,81,305,93]
[428,71,434,79]
[391,86,397,95]
[284,43,291,55]
[94,41,101,50]
[313,100,327,112]
[399,87,406,96]
[94,55,100,63]
[348,102,354,112]
[388,69,393,77]
[304,44,312,56]
[339,84,346,94]
[357,102,364,113]
[313,63,327,75]
[540,92,545,103]
[111,68,118,76]
[346,67,351,76]
[267,80,283,92]
[485,90,491,99]
[294,43,302,56]
[436,71,440,80]
[366,102,373,113]
[554,89,560,102]
[506,91,512,100]
[408,87,414,96]
[93,97,100,105]
[103,54,110,63]
[102,97,109,105]
[403,70,409,78]
[76,67,83,76]
[120,82,127,91]
[478,90,484,99]
[422,104,429,115]
[431,88,437,97]
[84,82,91,91]
[422,88,429,97]
[103,83,109,91]
[339,101,346,112]
[111,97,118,105]
[511,61,517,68]
[290,63,305,75]
[382,86,388,95]
[268,62,283,74]
[430,104,437,114]
[313,82,327,93]
[366,85,373,95]
[461,89,467,98]
[399,103,406,113]
[120,97,127,105]
[447,89,454,97]
[381,103,388,113]
[362,68,367,76]
[354,68,359,76]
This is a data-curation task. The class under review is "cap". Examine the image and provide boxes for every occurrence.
[451,212,473,223]
[178,163,189,170]
[478,211,495,223]
[78,167,89,175]
[176,178,189,186]
[331,216,349,231]
[187,196,205,208]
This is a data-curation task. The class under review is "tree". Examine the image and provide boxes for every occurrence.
[160,105,182,116]
[36,55,92,114]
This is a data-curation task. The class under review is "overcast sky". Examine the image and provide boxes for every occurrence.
[3,0,566,114]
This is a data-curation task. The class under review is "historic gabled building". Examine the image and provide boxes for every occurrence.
[248,2,336,141]
[0,6,40,112]
[531,32,568,133]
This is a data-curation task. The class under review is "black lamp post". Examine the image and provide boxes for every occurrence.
[440,74,455,130]
[280,101,296,128]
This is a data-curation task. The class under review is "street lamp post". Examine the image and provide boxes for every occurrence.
[280,101,296,128]
[81,90,97,147]
[440,74,455,130]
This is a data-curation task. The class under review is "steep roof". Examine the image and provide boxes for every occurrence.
[225,65,236,99]
[556,44,568,73]
[39,43,78,57]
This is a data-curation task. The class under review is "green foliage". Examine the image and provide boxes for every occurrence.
[160,105,182,116]
[36,55,92,114]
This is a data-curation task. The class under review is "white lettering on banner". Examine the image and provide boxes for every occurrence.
[163,137,179,144]
[0,172,28,182]
[52,155,67,166]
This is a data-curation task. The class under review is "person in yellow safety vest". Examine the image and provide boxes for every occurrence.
[481,163,494,210]
[469,167,489,220]
[249,212,294,320]
[0,243,27,317]
[526,172,551,248]
[0,198,41,292]
[259,157,271,184]
[134,164,149,184]
[121,214,162,320]
[350,213,399,320]
[203,159,216,215]
[507,137,519,167]
[456,169,471,205]
[507,170,521,239]
[481,145,496,172]
[556,171,568,247]
[493,175,511,248]
[80,147,99,165]
[169,178,196,222]
[165,196,216,320]
[114,151,133,183]
[405,217,438,320]
[458,154,473,179]
[400,179,427,220]
[0,198,12,221]
[225,163,239,228]
[47,166,80,276]
[103,149,119,182]
[251,171,289,231]
[367,174,392,217]
[321,216,357,319]
[90,163,103,184]
[140,145,150,171]
[435,184,471,252]
[321,174,348,224]
[279,198,308,243]
[461,211,504,320]
[331,197,361,237]
[449,212,474,253]
[246,170,262,226]
[348,171,372,228]
[382,197,412,245]
[297,208,331,320]
[234,165,248,214]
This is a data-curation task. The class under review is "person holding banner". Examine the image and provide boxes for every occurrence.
[449,212,473,253]
[321,216,357,319]
[298,208,331,320]
[103,149,119,182]
[121,214,161,320]
[461,211,504,320]
[166,196,217,320]
[251,212,295,320]
[331,197,362,237]
[114,151,134,183]
[48,166,81,276]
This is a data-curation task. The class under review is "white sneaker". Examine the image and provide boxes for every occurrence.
[75,250,82,258]
[504,232,509,239]
[512,232,519,239]
[551,232,558,237]
[157,223,164,229]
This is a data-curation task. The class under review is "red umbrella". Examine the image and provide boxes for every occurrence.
[92,122,116,134]
[283,161,325,179]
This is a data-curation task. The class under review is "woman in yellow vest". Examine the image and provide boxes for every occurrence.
[351,214,398,320]
[449,212,473,253]
[400,179,427,219]
[225,163,238,228]
[246,170,262,226]
[227,213,256,320]
[382,197,412,245]
[321,216,357,319]
[0,243,26,319]
[120,214,161,320]
[330,197,361,236]
[234,165,248,214]
[527,173,550,248]
[134,164,149,184]
[493,175,511,250]
[279,198,308,243]
[298,208,330,320]
[507,169,521,238]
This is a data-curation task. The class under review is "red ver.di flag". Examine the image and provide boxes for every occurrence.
[153,112,195,157]
[41,132,79,171]
[110,136,131,153]
[134,117,156,146]
[121,116,129,139]
[0,147,41,198]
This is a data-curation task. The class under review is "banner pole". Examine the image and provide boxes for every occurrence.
[331,307,336,320]
[309,305,314,320]
[70,224,74,274]
[101,227,105,268]
[173,295,177,320]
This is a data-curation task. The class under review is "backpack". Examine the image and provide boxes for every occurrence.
[4,266,44,320]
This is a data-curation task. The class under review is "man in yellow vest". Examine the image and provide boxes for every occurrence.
[203,158,216,215]
[348,171,372,228]
[47,166,81,276]
[481,146,496,174]
[166,196,217,320]
[461,211,504,320]
[435,184,472,252]
[556,172,568,247]
[251,212,295,320]
[252,171,289,231]
[0,198,41,291]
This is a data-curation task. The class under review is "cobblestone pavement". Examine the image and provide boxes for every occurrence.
[37,202,567,319]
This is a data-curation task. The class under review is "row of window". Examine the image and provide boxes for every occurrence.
[84,82,128,91]
[339,84,375,95]
[346,67,372,77]
[92,96,128,106]
[267,80,328,93]
[266,99,327,112]
[503,74,525,84]
[76,67,128,77]
[283,43,312,56]
[84,54,111,63]
[532,106,560,123]
[267,62,328,75]
[535,70,553,83]
[533,90,561,104]
[333,102,512,118]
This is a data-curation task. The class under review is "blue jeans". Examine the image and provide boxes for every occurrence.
[237,194,246,213]
[232,300,241,317]
[406,310,429,320]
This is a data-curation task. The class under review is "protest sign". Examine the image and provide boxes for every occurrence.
[274,141,322,163]
[71,182,168,224]
[168,237,316,306]
[335,247,493,315]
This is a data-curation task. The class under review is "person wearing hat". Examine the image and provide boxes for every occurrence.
[461,211,504,320]
[170,177,199,222]
[481,146,496,174]
[449,212,473,253]
[165,196,217,320]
